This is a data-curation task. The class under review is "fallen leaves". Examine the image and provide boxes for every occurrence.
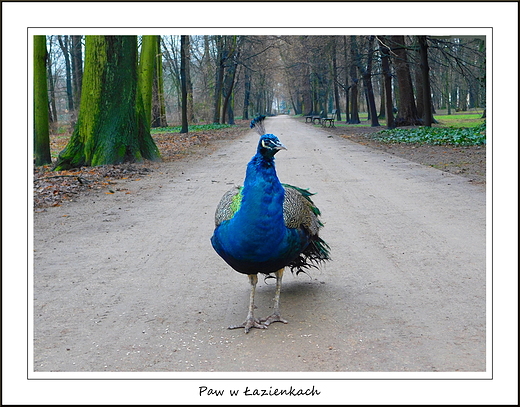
[33,163,154,210]
[34,120,249,210]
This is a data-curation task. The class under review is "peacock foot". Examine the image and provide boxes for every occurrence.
[260,312,288,327]
[228,317,266,334]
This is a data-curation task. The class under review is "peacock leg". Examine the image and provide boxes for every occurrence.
[261,268,288,326]
[228,274,266,333]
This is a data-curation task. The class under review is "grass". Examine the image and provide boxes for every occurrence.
[150,123,233,134]
[433,113,485,128]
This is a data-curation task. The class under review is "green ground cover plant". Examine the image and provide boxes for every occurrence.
[375,122,486,146]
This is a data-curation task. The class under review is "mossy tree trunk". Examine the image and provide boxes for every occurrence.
[138,35,157,127]
[34,35,52,166]
[54,36,160,170]
[152,36,167,128]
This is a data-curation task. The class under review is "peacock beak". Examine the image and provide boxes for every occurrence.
[275,142,287,151]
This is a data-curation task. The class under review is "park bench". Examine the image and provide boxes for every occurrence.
[304,111,324,124]
[321,109,337,127]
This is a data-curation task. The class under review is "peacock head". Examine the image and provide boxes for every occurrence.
[257,134,287,159]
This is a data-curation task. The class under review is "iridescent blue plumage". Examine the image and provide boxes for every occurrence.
[211,117,330,333]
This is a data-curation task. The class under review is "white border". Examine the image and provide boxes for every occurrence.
[3,1,518,405]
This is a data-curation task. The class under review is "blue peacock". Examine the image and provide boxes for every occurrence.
[211,116,330,333]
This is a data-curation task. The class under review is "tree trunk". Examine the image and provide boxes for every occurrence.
[71,36,83,111]
[46,37,58,123]
[348,36,360,124]
[34,35,52,166]
[180,35,189,133]
[363,36,380,127]
[54,36,160,170]
[391,35,422,126]
[379,36,395,129]
[418,36,433,127]
[186,37,195,123]
[57,35,74,111]
[342,36,350,123]
[242,69,251,120]
[212,36,224,124]
[331,37,342,121]
[152,36,167,128]
[378,81,386,119]
[138,35,157,127]
[221,51,239,123]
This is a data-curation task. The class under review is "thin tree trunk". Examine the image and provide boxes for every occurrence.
[379,36,395,129]
[348,36,360,124]
[34,35,52,165]
[46,37,58,123]
[180,35,189,133]
[342,36,350,123]
[152,36,167,128]
[57,35,74,111]
[363,36,380,127]
[242,69,251,120]
[71,36,83,111]
[212,36,224,124]
[331,37,342,121]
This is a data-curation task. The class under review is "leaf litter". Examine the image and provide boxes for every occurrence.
[34,121,249,210]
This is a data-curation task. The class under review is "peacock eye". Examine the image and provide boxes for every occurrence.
[261,139,269,149]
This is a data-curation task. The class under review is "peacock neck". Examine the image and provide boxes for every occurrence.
[238,153,285,224]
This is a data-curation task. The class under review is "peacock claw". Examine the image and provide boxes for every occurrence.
[260,313,288,326]
[228,318,266,333]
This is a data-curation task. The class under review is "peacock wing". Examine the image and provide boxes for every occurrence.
[215,186,243,226]
[282,184,322,236]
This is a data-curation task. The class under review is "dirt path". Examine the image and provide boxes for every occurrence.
[33,115,486,374]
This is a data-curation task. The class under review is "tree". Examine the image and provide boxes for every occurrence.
[57,35,74,111]
[212,35,225,123]
[138,35,157,127]
[221,36,240,124]
[347,36,361,124]
[152,36,167,128]
[378,36,395,129]
[34,35,52,166]
[418,36,433,127]
[46,36,58,123]
[391,35,422,126]
[331,37,342,120]
[359,36,379,127]
[54,36,160,170]
[180,35,189,133]
[71,36,83,110]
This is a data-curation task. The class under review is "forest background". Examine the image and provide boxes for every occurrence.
[35,33,487,169]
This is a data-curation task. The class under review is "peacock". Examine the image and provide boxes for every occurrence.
[211,115,330,333]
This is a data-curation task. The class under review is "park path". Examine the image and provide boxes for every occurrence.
[33,115,486,375]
